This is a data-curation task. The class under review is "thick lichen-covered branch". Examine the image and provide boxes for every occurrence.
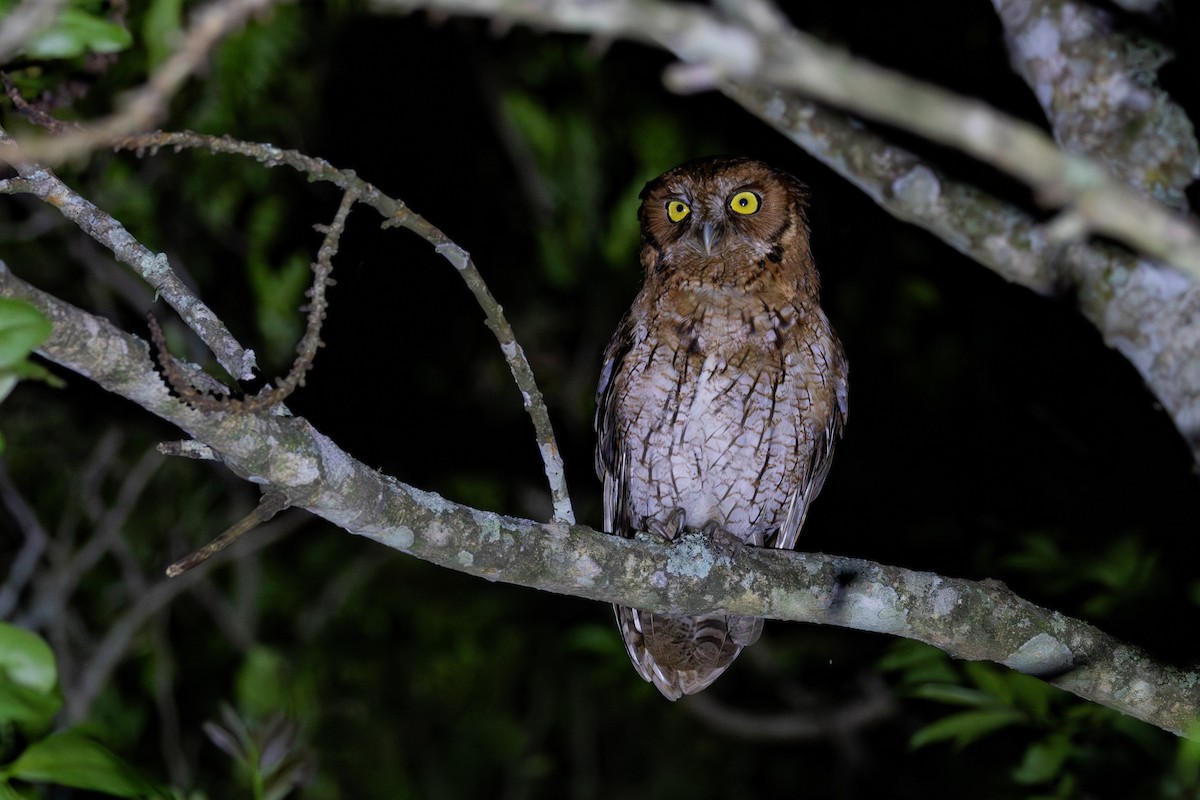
[373,0,1200,279]
[992,0,1199,211]
[4,263,1199,738]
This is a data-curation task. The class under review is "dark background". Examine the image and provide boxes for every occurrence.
[3,1,1200,797]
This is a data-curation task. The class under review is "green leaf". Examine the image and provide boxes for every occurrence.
[1007,671,1055,721]
[878,640,959,685]
[0,675,62,732]
[235,647,289,721]
[1174,726,1200,788]
[0,301,51,370]
[22,7,132,60]
[910,708,1027,750]
[5,731,163,797]
[0,362,63,405]
[1012,735,1071,785]
[0,781,28,800]
[908,683,996,708]
[0,624,57,694]
[964,662,1015,705]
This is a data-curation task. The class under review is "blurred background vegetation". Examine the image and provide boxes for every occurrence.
[2,0,1200,797]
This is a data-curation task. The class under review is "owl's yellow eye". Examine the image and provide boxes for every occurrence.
[729,191,760,215]
[666,200,691,223]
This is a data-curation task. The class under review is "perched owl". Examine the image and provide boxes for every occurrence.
[594,156,848,700]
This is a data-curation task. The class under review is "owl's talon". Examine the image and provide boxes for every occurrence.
[700,520,762,557]
[646,508,687,542]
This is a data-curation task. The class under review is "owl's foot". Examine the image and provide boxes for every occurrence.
[700,521,762,557]
[646,508,687,542]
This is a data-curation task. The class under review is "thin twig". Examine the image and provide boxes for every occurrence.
[0,176,36,194]
[68,512,302,720]
[115,130,576,524]
[22,443,164,628]
[237,188,352,412]
[2,71,72,134]
[373,0,1200,279]
[682,673,896,741]
[0,123,257,381]
[0,0,286,165]
[146,190,349,413]
[0,461,50,619]
[148,616,190,786]
[165,490,289,577]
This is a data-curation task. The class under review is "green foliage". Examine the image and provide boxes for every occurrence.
[884,641,1058,752]
[202,705,312,800]
[0,299,63,452]
[497,41,705,288]
[1003,532,1162,618]
[187,4,311,136]
[245,200,310,365]
[0,624,164,798]
[3,731,164,798]
[0,0,131,60]
[0,624,60,740]
[879,640,1200,798]
[499,86,607,288]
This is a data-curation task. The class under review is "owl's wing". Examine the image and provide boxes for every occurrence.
[594,313,636,536]
[774,325,848,552]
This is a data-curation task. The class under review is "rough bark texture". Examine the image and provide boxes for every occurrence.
[993,0,1199,210]
[991,0,1200,464]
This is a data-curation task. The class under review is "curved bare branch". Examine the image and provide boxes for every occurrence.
[372,0,1200,278]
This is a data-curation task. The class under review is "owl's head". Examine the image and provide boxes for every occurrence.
[637,156,809,273]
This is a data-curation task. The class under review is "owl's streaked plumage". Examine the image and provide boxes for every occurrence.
[594,156,848,700]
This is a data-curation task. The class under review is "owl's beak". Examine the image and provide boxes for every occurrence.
[700,222,721,254]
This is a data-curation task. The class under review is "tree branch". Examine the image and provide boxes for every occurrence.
[115,130,576,524]
[4,262,1198,738]
[722,84,1200,465]
[0,124,258,381]
[992,0,1199,210]
[357,0,1200,466]
[0,0,286,165]
[373,0,1200,278]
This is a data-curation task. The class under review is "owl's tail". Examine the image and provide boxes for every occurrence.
[614,604,763,700]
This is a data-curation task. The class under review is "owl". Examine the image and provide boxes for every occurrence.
[594,156,848,700]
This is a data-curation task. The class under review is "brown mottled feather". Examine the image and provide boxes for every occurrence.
[595,157,848,700]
